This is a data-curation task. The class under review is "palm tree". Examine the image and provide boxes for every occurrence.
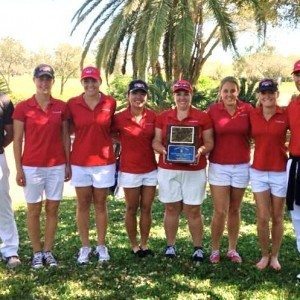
[72,0,267,84]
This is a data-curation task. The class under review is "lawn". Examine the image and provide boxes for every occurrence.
[1,190,300,299]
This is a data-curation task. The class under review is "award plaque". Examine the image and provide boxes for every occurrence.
[166,125,199,163]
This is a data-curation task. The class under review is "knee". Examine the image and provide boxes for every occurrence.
[126,205,138,216]
[228,205,240,217]
[165,205,181,217]
[77,197,92,211]
[272,214,283,226]
[140,203,152,215]
[213,208,228,220]
[45,204,59,218]
[257,215,269,227]
[184,207,201,219]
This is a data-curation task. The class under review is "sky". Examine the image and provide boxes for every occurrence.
[0,0,299,62]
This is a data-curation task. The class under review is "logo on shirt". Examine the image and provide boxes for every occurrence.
[52,111,62,114]
[101,108,111,112]
[275,120,285,124]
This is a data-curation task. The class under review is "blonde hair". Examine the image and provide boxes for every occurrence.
[218,76,240,102]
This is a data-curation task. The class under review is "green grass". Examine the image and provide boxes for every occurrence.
[1,190,300,299]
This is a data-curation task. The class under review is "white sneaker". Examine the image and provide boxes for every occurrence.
[95,245,110,262]
[77,247,91,265]
[43,251,58,267]
[31,251,44,269]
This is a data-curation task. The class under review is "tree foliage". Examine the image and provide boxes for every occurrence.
[233,45,294,81]
[0,37,26,88]
[53,44,82,95]
[72,0,274,84]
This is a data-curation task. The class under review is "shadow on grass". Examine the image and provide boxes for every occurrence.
[1,196,300,299]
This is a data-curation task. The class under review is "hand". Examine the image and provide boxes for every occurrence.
[16,169,26,186]
[196,146,205,158]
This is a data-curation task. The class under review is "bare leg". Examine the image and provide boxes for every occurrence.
[124,187,140,252]
[183,204,203,247]
[210,185,230,251]
[75,186,93,247]
[139,186,156,250]
[44,200,60,252]
[254,190,271,270]
[228,187,245,251]
[93,187,109,245]
[164,202,182,245]
[27,202,43,253]
[269,195,285,270]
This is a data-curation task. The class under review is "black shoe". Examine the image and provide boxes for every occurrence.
[142,249,154,257]
[192,247,204,262]
[132,248,145,258]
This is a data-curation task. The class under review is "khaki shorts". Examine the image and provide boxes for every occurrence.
[157,168,207,205]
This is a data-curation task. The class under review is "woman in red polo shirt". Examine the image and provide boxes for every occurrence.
[286,60,300,278]
[13,64,70,269]
[207,76,252,264]
[113,80,157,257]
[250,78,288,270]
[152,79,213,261]
[67,66,116,264]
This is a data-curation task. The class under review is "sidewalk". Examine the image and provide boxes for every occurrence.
[5,143,76,207]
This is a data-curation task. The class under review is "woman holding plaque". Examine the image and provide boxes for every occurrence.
[250,79,288,270]
[152,79,213,261]
[113,80,157,257]
[207,76,252,264]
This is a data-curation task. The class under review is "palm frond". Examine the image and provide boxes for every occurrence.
[174,1,195,78]
[71,0,105,35]
[147,0,172,67]
[206,0,237,51]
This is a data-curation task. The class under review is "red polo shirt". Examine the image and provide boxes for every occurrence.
[156,106,212,171]
[13,95,67,167]
[250,106,288,171]
[208,100,252,164]
[67,93,116,166]
[287,96,300,156]
[113,107,157,173]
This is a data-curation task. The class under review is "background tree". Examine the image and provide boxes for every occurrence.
[53,43,82,95]
[28,49,54,73]
[0,37,26,88]
[233,46,294,81]
[72,0,272,85]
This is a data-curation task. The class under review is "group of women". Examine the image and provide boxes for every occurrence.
[10,61,300,275]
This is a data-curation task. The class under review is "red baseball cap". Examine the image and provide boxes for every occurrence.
[81,66,101,81]
[172,79,193,93]
[292,60,300,74]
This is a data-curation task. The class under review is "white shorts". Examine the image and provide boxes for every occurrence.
[71,164,116,188]
[23,165,65,203]
[208,163,249,188]
[250,168,287,197]
[157,168,207,205]
[118,170,157,188]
